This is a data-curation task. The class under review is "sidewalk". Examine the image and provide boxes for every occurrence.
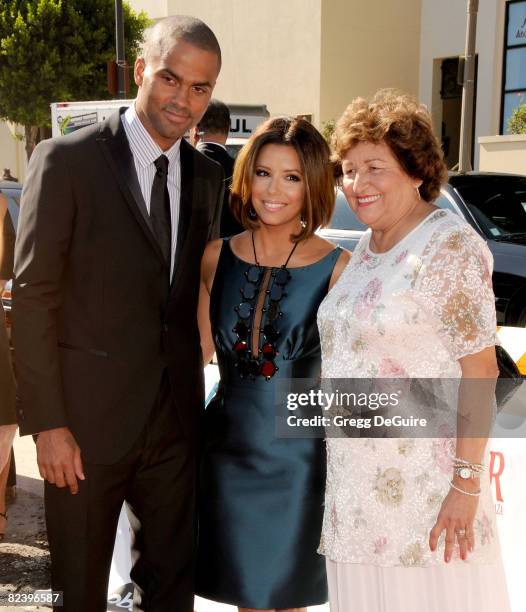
[0,433,49,611]
[4,433,328,612]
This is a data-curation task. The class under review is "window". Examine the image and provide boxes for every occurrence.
[454,176,526,238]
[435,192,461,216]
[501,1,526,133]
[329,190,366,231]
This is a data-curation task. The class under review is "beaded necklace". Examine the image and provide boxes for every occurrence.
[233,232,299,380]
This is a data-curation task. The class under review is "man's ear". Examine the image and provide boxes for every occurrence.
[191,126,202,147]
[134,58,145,87]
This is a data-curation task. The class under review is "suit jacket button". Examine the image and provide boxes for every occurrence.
[163,324,169,332]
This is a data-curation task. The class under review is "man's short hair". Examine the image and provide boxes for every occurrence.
[198,99,231,136]
[141,15,221,69]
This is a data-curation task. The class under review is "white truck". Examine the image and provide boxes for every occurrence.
[50,100,269,155]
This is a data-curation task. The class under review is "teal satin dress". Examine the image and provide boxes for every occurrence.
[197,238,341,609]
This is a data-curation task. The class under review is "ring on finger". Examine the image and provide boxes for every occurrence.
[456,528,467,538]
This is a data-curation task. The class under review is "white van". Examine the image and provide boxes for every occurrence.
[50,100,269,156]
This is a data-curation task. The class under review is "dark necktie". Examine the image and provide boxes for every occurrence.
[150,154,172,271]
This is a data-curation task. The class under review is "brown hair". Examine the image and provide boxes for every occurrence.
[332,89,448,202]
[230,116,335,241]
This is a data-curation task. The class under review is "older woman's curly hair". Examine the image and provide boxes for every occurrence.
[332,89,448,202]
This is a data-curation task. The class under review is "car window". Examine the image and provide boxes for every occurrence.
[435,193,461,216]
[453,177,526,238]
[329,190,367,231]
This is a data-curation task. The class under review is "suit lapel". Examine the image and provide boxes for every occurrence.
[171,139,194,288]
[96,109,165,265]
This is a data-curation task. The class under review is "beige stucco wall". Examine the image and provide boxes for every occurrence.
[319,0,421,126]
[0,122,26,181]
[128,0,168,20]
[159,0,323,122]
[128,0,422,127]
[479,135,526,174]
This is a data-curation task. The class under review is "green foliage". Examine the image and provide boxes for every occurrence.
[508,102,526,135]
[321,119,335,144]
[0,0,150,128]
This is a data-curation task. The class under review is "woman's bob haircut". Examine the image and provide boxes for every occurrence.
[230,116,335,242]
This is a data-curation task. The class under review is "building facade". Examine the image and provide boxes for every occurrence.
[2,0,524,179]
[129,0,421,128]
[129,0,526,171]
[419,0,516,167]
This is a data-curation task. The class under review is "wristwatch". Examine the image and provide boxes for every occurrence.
[455,466,478,480]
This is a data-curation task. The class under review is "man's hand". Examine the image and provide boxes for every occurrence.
[36,427,85,494]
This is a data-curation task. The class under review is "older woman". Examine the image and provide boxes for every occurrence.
[317,90,511,611]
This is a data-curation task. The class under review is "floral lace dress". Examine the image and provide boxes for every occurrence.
[317,209,511,611]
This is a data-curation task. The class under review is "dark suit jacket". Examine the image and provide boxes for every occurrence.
[13,110,223,464]
[197,142,243,237]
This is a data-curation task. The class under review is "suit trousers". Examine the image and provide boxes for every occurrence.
[44,372,197,612]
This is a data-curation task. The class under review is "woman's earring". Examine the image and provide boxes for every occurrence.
[248,205,258,220]
[415,185,422,200]
[300,215,307,229]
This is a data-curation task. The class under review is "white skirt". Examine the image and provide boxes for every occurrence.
[326,559,511,612]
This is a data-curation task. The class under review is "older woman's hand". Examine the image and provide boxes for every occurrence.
[429,342,497,564]
[429,482,480,562]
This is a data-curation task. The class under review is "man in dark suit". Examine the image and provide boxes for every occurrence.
[190,99,243,236]
[13,16,223,612]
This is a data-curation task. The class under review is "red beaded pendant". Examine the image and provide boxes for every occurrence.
[234,341,248,355]
[261,360,277,379]
[261,342,277,359]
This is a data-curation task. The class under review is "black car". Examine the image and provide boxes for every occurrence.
[319,173,526,327]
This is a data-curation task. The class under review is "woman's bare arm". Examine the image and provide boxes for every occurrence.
[198,239,223,365]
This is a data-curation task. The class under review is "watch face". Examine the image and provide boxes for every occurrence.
[459,467,472,479]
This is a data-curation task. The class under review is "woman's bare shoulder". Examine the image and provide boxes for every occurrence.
[228,231,250,255]
[309,235,351,261]
[203,238,223,259]
[201,238,224,281]
[329,246,351,289]
[336,248,352,265]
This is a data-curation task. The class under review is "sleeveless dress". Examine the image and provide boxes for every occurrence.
[317,209,511,612]
[196,238,342,609]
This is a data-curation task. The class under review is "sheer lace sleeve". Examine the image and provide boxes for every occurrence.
[415,224,499,361]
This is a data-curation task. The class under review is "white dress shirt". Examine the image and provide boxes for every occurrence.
[122,104,181,278]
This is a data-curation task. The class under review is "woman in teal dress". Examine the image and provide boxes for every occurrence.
[196,117,350,611]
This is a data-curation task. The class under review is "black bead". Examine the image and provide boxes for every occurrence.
[241,283,257,300]
[234,321,249,339]
[246,265,261,283]
[238,302,252,319]
[275,268,291,285]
